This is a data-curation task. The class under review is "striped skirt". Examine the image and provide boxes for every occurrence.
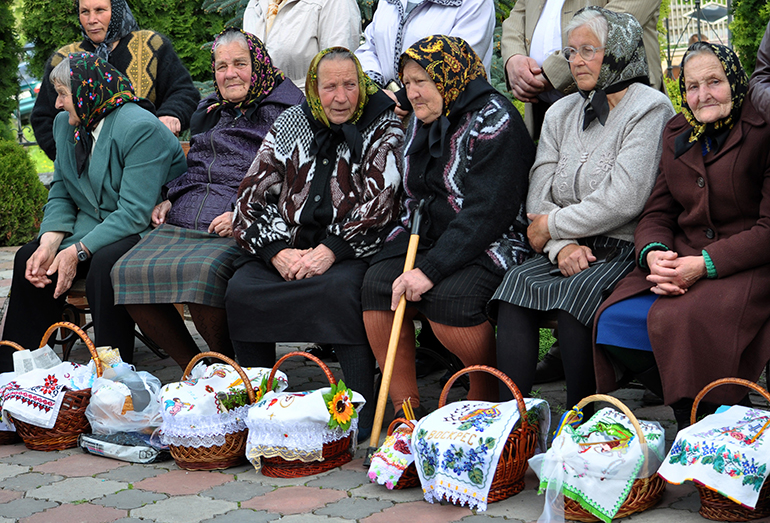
[111,224,241,308]
[490,236,635,326]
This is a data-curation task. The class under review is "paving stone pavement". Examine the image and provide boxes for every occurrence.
[2,245,770,521]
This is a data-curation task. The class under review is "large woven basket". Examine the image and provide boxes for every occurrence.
[0,341,25,445]
[260,351,353,478]
[436,365,540,503]
[691,378,770,521]
[9,322,102,451]
[168,352,256,471]
[561,394,666,522]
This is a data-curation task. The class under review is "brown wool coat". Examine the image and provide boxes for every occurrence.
[593,97,770,405]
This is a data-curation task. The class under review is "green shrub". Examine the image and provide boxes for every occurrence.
[0,0,21,122]
[665,76,682,113]
[0,139,48,246]
[731,0,770,77]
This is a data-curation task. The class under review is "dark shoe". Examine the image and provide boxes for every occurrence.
[641,388,664,406]
[305,343,337,361]
[534,344,564,384]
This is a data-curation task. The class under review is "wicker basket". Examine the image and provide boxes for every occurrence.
[168,352,256,471]
[691,378,770,521]
[436,365,540,503]
[259,351,353,478]
[0,341,25,445]
[9,322,102,451]
[560,394,666,522]
[382,417,419,489]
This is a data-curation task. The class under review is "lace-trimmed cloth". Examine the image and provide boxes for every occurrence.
[658,405,770,510]
[413,398,550,511]
[245,388,364,472]
[159,363,286,448]
[1,362,94,429]
[368,423,415,488]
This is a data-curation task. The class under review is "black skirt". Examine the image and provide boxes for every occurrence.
[361,255,501,327]
[225,257,369,345]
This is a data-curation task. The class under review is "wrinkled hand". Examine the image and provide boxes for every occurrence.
[383,89,410,119]
[152,200,172,226]
[527,213,551,253]
[208,211,233,237]
[25,242,58,288]
[556,244,596,277]
[505,55,549,103]
[271,248,308,281]
[48,245,80,299]
[159,116,181,136]
[391,268,434,310]
[288,244,335,280]
[646,251,706,296]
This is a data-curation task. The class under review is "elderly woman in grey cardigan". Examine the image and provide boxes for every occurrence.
[490,6,674,409]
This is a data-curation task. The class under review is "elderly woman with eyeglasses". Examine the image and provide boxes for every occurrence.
[490,6,674,410]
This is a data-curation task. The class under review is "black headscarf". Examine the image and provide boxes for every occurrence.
[190,28,286,135]
[68,52,154,174]
[399,35,496,158]
[79,0,139,61]
[674,42,748,158]
[571,6,650,130]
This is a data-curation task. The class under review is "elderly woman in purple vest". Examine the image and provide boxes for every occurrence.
[111,28,303,369]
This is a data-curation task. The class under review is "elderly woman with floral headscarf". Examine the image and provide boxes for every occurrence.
[111,28,303,369]
[31,0,199,160]
[490,7,675,411]
[361,35,534,417]
[226,47,404,441]
[594,41,770,429]
[2,52,185,368]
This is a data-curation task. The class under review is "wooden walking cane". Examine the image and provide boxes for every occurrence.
[364,200,424,466]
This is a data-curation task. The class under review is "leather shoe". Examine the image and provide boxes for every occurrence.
[534,344,564,384]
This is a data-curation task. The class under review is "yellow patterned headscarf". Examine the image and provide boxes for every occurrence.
[305,47,379,127]
[398,35,487,118]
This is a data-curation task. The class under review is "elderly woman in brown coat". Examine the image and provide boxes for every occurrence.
[594,42,770,430]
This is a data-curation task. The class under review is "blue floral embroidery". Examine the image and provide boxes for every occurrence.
[441,436,496,485]
[668,438,767,492]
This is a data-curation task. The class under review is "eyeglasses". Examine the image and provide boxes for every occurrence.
[562,44,605,63]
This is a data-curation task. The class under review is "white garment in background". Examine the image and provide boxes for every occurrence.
[529,0,567,66]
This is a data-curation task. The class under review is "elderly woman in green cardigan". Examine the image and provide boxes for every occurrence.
[1,52,185,369]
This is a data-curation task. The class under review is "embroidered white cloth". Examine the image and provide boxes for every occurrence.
[0,362,94,429]
[0,372,17,431]
[245,387,364,472]
[368,422,415,489]
[159,363,286,448]
[412,398,550,511]
[658,405,770,509]
[530,407,665,523]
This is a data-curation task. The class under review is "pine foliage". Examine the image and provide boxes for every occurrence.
[731,0,770,76]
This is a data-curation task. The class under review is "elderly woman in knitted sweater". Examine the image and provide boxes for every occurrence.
[490,6,674,410]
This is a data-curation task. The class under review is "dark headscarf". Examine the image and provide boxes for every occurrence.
[675,42,748,158]
[68,52,153,174]
[398,35,496,157]
[302,47,392,163]
[79,0,139,61]
[190,28,286,135]
[572,6,650,130]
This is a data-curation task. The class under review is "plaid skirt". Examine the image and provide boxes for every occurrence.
[111,224,241,308]
[490,236,635,327]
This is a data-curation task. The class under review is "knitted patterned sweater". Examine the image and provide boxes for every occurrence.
[376,91,535,284]
[233,105,405,262]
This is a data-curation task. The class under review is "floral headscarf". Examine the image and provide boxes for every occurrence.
[305,47,379,127]
[398,35,495,157]
[676,42,748,157]
[79,0,139,61]
[192,28,286,135]
[302,48,390,163]
[68,52,151,174]
[572,6,649,130]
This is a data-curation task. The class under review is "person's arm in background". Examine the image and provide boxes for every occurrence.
[152,33,201,135]
[750,21,770,121]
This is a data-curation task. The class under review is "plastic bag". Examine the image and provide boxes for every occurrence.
[86,370,162,435]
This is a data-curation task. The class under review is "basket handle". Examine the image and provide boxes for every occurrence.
[387,417,415,436]
[560,394,648,446]
[692,378,770,426]
[0,341,25,352]
[438,365,530,431]
[182,351,256,405]
[268,350,337,389]
[39,322,102,377]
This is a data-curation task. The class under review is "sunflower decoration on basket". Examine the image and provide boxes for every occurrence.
[2,322,101,451]
[530,394,666,523]
[658,378,770,522]
[368,401,420,490]
[245,351,365,478]
[159,352,287,470]
[410,366,550,511]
